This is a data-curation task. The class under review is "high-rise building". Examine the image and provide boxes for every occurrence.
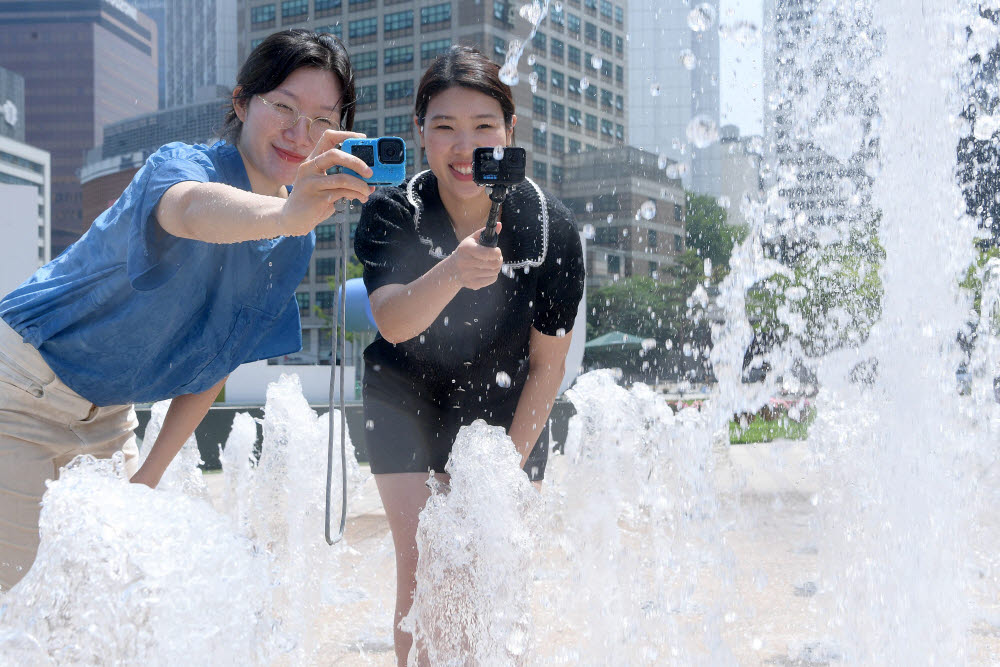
[0,65,51,293]
[560,146,686,287]
[628,1,721,196]
[133,0,238,109]
[718,124,763,230]
[0,0,158,255]
[238,0,630,360]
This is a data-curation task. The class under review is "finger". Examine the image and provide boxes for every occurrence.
[318,173,372,200]
[308,129,367,159]
[322,187,371,203]
[313,147,374,178]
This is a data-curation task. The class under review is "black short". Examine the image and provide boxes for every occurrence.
[362,378,549,482]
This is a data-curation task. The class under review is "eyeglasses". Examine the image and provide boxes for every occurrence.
[255,95,341,143]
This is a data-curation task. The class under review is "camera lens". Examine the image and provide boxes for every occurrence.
[378,137,405,164]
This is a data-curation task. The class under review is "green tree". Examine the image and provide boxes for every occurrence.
[684,192,747,281]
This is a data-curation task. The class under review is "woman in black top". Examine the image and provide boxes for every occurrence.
[353,47,584,665]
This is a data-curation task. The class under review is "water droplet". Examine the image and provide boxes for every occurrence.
[704,258,712,276]
[443,316,449,326]
[606,214,614,223]
[639,200,656,220]
[555,328,566,337]
[419,335,426,344]
[665,162,689,179]
[679,49,697,70]
[527,54,536,66]
[499,63,519,86]
[641,338,657,352]
[590,55,603,70]
[685,114,719,149]
[579,77,590,91]
[687,3,717,32]
[717,195,731,209]
[267,262,272,267]
[528,71,539,87]
[518,1,543,23]
[496,371,512,388]
[493,145,505,160]
[365,419,374,430]
[585,201,594,212]
[657,154,669,170]
[865,158,882,177]
[752,637,763,650]
[538,122,547,133]
[720,20,760,46]
[650,83,662,97]
[582,224,596,239]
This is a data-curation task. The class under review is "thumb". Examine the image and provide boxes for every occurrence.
[469,222,502,239]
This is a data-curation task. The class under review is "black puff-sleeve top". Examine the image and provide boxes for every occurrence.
[354,170,585,403]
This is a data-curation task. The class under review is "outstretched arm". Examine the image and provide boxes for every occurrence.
[129,375,228,488]
[508,327,573,469]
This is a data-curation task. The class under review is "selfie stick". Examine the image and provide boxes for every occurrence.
[478,184,509,247]
[325,208,349,546]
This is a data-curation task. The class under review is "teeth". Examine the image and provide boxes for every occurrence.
[453,164,472,175]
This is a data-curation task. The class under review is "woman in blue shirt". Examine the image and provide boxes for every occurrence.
[0,30,373,590]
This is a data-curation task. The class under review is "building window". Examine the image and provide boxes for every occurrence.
[250,4,276,28]
[349,17,378,39]
[585,0,598,10]
[615,35,624,55]
[281,0,308,20]
[615,123,624,140]
[568,76,580,94]
[600,28,613,50]
[316,0,341,15]
[385,79,414,101]
[674,204,683,221]
[551,165,564,184]
[316,23,342,37]
[616,65,624,84]
[296,292,310,315]
[586,114,598,131]
[385,114,411,136]
[533,94,547,116]
[551,101,565,121]
[551,133,564,154]
[354,51,377,74]
[600,0,613,19]
[568,45,581,66]
[568,107,582,126]
[585,22,597,42]
[601,88,613,109]
[647,229,658,250]
[551,71,564,91]
[355,118,378,137]
[601,59,612,78]
[421,2,452,24]
[551,38,564,60]
[357,84,377,107]
[533,31,547,51]
[384,10,413,32]
[615,4,624,25]
[316,257,337,279]
[421,38,451,62]
[533,127,547,148]
[551,5,565,25]
[533,63,547,86]
[384,45,414,67]
[567,13,581,35]
[316,223,337,245]
[606,254,620,274]
[568,138,582,153]
[317,290,335,311]
[533,160,547,181]
[494,0,510,24]
[494,37,508,57]
[600,119,613,136]
[674,234,683,252]
[586,83,598,101]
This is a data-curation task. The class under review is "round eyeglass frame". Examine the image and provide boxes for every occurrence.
[255,94,341,143]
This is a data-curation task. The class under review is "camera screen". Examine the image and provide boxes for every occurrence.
[351,144,375,167]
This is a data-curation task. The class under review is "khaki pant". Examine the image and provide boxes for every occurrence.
[0,318,138,591]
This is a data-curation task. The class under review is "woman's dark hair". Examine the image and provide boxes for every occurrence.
[222,29,356,144]
[415,46,515,128]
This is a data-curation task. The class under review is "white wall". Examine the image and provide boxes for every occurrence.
[0,184,40,297]
[223,360,356,405]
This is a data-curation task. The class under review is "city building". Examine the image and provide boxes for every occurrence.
[238,0,630,360]
[718,124,763,230]
[0,65,51,294]
[628,0,721,196]
[132,0,238,109]
[0,0,158,255]
[80,98,225,226]
[560,146,686,287]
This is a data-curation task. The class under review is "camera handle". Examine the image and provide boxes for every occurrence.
[478,184,509,248]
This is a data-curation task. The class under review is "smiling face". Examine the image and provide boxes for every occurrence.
[418,86,515,204]
[233,66,343,196]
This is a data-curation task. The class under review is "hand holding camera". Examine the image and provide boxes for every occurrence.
[328,137,407,186]
[448,223,505,290]
[472,146,526,248]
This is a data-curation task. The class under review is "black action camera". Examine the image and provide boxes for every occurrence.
[472,146,526,187]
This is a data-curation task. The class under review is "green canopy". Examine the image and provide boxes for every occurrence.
[584,331,646,349]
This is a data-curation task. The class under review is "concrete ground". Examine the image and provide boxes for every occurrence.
[202,441,998,666]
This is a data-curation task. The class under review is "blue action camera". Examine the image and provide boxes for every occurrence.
[329,136,406,187]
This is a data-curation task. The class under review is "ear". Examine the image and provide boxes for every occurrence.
[232,86,248,123]
[413,115,424,147]
[507,114,517,143]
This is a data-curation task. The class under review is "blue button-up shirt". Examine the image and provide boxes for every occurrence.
[0,141,313,406]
